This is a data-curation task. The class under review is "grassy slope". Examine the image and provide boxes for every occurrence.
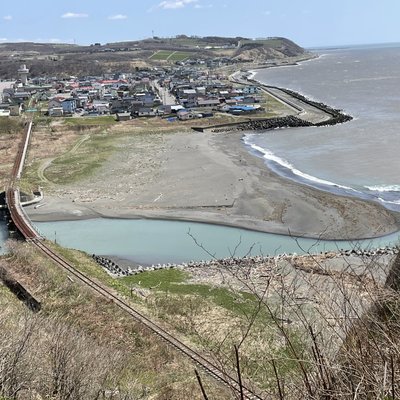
[44,240,305,391]
[0,242,232,399]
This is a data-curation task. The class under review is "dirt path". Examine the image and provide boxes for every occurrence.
[36,134,90,183]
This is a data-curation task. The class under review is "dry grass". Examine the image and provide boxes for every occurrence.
[0,241,232,399]
[1,238,400,399]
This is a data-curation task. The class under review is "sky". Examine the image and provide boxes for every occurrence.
[0,0,399,48]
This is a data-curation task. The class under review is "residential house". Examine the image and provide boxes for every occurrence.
[48,107,64,117]
[177,109,198,120]
[242,86,261,95]
[48,97,64,109]
[12,92,31,104]
[228,105,260,115]
[195,87,206,96]
[110,97,143,114]
[196,99,220,108]
[116,112,131,121]
[9,104,23,116]
[137,107,156,117]
[92,99,110,114]
[62,98,77,115]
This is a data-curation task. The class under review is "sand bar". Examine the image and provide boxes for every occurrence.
[26,129,400,240]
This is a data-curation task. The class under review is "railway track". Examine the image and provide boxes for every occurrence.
[5,121,264,400]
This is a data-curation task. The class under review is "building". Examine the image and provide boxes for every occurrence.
[196,99,220,108]
[177,109,198,120]
[0,109,10,117]
[137,107,156,117]
[242,86,261,95]
[61,98,77,115]
[48,98,64,109]
[18,65,29,86]
[116,112,131,121]
[9,104,23,116]
[48,107,64,117]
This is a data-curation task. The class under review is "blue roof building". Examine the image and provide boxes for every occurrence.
[62,98,77,114]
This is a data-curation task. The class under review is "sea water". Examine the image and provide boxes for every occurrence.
[252,45,400,210]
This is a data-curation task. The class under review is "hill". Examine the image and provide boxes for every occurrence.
[0,36,310,78]
[235,37,307,61]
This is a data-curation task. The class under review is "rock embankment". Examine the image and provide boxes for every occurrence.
[338,246,399,258]
[92,246,399,277]
[199,91,352,133]
[274,86,353,126]
[211,116,313,133]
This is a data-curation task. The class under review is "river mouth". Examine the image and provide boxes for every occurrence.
[30,218,400,265]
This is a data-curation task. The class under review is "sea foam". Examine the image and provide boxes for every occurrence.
[243,135,355,191]
[365,185,400,192]
[378,197,400,205]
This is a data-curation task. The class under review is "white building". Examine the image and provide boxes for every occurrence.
[18,65,29,85]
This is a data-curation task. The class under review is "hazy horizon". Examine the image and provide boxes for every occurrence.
[1,0,399,48]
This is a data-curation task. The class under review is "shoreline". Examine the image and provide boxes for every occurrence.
[231,60,400,212]
[22,57,400,243]
[31,211,400,243]
[26,129,400,241]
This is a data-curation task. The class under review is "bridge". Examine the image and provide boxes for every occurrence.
[5,121,41,240]
[3,120,265,400]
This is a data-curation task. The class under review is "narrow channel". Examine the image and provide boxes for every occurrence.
[30,218,400,265]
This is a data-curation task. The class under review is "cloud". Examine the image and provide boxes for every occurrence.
[3,15,12,21]
[0,38,8,42]
[108,14,128,20]
[61,12,88,19]
[35,38,62,43]
[194,3,213,9]
[152,0,198,11]
[264,10,271,15]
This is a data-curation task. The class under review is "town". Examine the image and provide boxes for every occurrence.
[0,63,266,124]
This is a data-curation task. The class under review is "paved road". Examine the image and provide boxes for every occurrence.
[152,80,176,106]
[230,71,331,124]
[263,86,331,124]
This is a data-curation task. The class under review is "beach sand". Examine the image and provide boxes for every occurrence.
[26,129,400,240]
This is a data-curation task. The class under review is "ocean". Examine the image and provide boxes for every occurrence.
[250,45,400,211]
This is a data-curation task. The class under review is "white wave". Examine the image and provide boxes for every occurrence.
[243,137,355,191]
[365,185,400,192]
[344,76,398,83]
[378,197,400,205]
[247,70,257,80]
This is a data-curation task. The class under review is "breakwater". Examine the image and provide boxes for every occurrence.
[93,245,399,277]
[210,115,313,133]
[267,85,353,126]
[193,87,352,134]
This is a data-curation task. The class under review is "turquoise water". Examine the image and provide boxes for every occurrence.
[35,218,399,265]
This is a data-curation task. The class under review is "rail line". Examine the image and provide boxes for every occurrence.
[5,121,264,400]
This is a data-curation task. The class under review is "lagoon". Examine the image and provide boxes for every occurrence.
[34,218,399,265]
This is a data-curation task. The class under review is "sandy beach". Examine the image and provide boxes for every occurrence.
[26,128,400,240]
